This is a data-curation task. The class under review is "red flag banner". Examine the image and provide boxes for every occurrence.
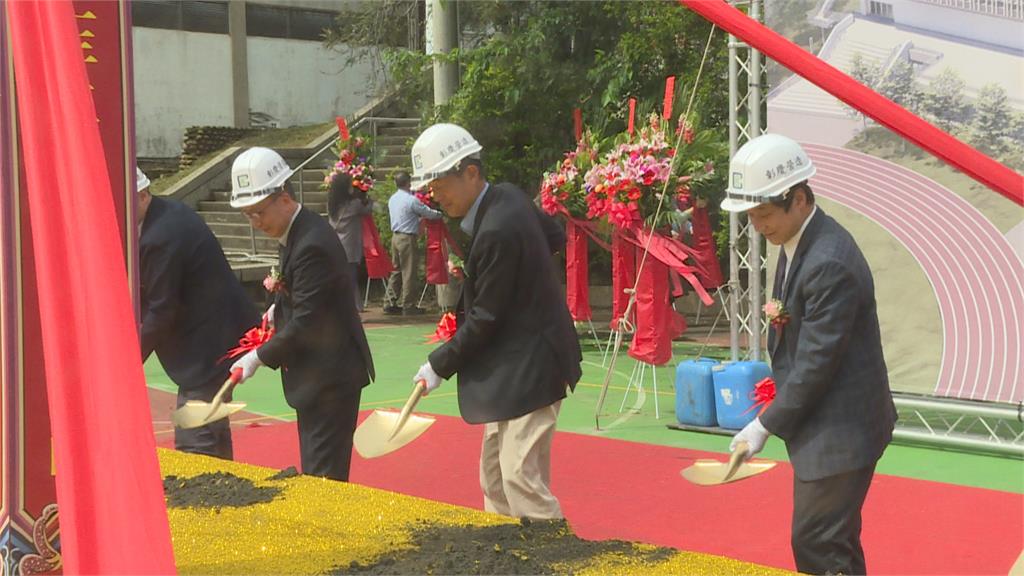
[627,98,637,136]
[662,76,676,120]
[565,220,592,322]
[6,0,176,573]
[362,215,395,279]
[424,219,449,285]
[678,0,1023,206]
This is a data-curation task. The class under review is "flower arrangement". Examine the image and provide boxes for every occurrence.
[324,133,375,193]
[539,131,600,219]
[415,188,440,211]
[584,113,721,231]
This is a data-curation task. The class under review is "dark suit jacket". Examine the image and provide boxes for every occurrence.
[429,183,583,424]
[140,197,259,390]
[257,207,374,410]
[761,208,897,481]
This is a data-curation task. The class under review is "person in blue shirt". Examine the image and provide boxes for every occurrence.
[384,171,443,315]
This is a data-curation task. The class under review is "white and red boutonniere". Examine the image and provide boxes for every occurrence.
[263,266,286,295]
[763,298,790,337]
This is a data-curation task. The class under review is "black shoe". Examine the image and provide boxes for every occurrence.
[383,305,402,315]
[403,307,426,316]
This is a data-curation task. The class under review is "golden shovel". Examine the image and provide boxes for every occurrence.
[680,441,777,486]
[353,381,436,458]
[171,368,246,429]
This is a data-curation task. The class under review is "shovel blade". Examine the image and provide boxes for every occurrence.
[172,400,246,430]
[680,459,777,486]
[354,409,435,458]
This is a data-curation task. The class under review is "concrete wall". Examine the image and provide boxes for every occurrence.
[246,36,380,131]
[133,30,381,158]
[133,28,234,158]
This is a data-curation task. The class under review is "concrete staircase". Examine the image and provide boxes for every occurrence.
[179,120,417,286]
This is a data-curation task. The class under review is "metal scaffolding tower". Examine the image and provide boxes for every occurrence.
[727,0,766,362]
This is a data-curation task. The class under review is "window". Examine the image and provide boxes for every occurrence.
[288,9,336,42]
[131,0,182,30]
[246,4,289,39]
[182,1,228,34]
[869,0,895,19]
[134,1,343,41]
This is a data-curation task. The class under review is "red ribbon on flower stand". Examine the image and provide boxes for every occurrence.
[424,219,451,286]
[565,220,592,322]
[361,215,395,308]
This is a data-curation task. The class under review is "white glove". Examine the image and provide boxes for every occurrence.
[231,349,264,383]
[263,304,276,329]
[730,417,771,460]
[414,361,442,396]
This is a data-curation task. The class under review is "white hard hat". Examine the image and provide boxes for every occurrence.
[410,123,482,190]
[230,147,294,209]
[720,133,816,213]
[136,167,151,192]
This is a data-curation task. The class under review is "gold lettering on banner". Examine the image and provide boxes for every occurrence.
[75,10,97,19]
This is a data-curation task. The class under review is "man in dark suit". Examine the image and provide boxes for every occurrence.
[408,124,582,519]
[227,147,374,481]
[137,168,259,460]
[722,134,896,575]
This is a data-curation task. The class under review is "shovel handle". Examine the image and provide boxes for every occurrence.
[387,382,426,441]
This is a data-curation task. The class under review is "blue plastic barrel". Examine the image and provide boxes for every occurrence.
[712,361,772,430]
[674,358,719,427]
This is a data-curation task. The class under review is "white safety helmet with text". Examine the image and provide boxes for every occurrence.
[136,167,151,192]
[410,123,483,191]
[720,133,816,213]
[230,147,294,209]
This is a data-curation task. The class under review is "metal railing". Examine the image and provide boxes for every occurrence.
[228,117,421,263]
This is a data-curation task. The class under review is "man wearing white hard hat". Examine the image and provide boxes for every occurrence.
[137,167,259,459]
[409,124,582,520]
[227,147,375,481]
[722,134,896,575]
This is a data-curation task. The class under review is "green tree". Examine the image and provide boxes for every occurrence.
[923,67,970,132]
[876,59,921,114]
[325,1,730,193]
[845,52,880,125]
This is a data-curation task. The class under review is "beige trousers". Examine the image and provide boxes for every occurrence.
[385,232,418,308]
[479,401,563,520]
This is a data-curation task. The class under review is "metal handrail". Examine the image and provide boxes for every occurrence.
[292,116,420,173]
[233,116,420,262]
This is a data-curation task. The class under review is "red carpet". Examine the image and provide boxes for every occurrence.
[159,412,1023,574]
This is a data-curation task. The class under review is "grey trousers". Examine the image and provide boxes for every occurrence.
[175,382,233,460]
[295,388,362,481]
[385,232,419,309]
[792,465,877,575]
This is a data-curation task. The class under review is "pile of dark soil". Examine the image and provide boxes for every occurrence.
[163,472,281,510]
[267,466,300,481]
[336,518,673,575]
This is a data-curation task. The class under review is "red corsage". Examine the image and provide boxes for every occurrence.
[221,316,276,362]
[742,377,776,416]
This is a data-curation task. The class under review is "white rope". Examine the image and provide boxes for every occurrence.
[595,24,718,429]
